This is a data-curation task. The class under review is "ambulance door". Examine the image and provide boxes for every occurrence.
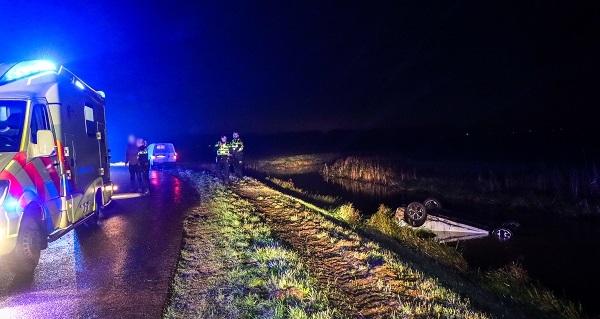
[29,103,62,228]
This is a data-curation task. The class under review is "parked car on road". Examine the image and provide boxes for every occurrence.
[148,143,177,169]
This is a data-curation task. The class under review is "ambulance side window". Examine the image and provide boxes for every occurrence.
[30,104,50,144]
[84,104,95,137]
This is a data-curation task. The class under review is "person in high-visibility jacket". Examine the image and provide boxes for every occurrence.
[231,132,245,178]
[214,135,232,184]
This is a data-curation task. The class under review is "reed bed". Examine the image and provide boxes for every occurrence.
[322,156,600,216]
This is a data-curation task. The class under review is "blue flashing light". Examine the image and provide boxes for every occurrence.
[0,60,57,83]
[75,80,85,90]
[5,198,18,210]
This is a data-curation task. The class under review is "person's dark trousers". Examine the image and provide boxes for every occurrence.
[233,153,244,177]
[129,164,141,190]
[216,156,230,183]
[141,165,150,192]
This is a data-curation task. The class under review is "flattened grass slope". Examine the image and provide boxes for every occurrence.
[164,171,342,318]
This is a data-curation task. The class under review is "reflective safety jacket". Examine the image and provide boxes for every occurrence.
[214,141,231,156]
[138,146,149,166]
[231,138,244,154]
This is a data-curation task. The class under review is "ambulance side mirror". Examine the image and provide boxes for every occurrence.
[36,130,56,157]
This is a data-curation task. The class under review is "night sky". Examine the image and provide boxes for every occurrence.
[0,1,598,142]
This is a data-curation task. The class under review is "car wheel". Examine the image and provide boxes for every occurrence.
[7,216,43,274]
[404,202,428,227]
[423,198,442,212]
[491,228,513,242]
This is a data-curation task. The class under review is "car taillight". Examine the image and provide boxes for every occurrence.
[174,153,177,160]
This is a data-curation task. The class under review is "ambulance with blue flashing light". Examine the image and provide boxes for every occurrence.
[0,60,113,274]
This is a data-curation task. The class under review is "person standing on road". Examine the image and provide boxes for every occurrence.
[125,134,142,192]
[231,132,245,178]
[214,135,232,184]
[138,139,151,194]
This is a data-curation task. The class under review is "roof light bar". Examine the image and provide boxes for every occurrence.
[0,60,57,83]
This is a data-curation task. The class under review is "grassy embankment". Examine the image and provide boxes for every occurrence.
[236,178,495,318]
[265,176,340,205]
[166,170,500,318]
[164,171,342,318]
[264,176,581,318]
[248,154,341,175]
[322,156,600,217]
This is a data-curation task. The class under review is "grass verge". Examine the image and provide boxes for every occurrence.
[164,170,342,318]
[266,177,340,205]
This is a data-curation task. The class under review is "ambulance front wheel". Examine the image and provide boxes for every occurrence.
[7,216,43,275]
[84,190,103,227]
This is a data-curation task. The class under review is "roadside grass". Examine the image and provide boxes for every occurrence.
[482,263,582,319]
[266,177,340,205]
[333,203,361,226]
[264,178,582,319]
[164,170,342,319]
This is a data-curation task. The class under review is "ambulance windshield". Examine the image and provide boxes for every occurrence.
[0,101,25,152]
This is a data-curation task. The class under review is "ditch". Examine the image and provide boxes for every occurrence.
[254,171,600,316]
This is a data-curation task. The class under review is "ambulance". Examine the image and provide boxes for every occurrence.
[0,60,113,273]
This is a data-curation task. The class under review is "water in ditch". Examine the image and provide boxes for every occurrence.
[258,171,600,316]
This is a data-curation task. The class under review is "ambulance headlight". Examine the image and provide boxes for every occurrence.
[0,60,57,83]
[0,180,9,205]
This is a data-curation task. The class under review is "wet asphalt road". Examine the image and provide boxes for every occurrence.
[0,167,198,319]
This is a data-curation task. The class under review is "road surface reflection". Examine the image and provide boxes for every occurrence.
[0,167,197,318]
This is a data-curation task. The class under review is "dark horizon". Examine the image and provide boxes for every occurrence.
[0,1,599,144]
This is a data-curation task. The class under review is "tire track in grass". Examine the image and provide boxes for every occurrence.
[237,186,401,317]
[165,171,343,319]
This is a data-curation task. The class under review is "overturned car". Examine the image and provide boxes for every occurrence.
[395,198,517,243]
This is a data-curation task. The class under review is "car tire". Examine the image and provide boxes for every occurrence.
[423,198,442,212]
[491,228,513,242]
[7,216,43,274]
[404,202,428,227]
